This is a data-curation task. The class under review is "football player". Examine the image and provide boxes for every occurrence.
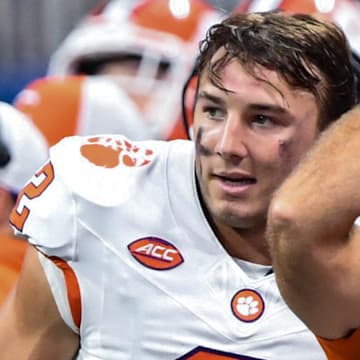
[1,11,356,359]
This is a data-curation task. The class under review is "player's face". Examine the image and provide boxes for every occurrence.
[193,53,320,231]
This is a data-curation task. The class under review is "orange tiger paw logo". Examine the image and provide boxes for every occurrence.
[80,136,154,168]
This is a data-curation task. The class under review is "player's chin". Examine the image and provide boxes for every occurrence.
[211,201,258,228]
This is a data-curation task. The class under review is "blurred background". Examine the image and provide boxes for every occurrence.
[2,0,360,104]
[0,0,238,103]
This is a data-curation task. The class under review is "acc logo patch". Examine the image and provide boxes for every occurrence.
[231,289,265,322]
[80,136,154,168]
[128,237,184,270]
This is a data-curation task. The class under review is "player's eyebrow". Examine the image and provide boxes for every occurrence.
[247,103,287,114]
[197,91,288,114]
[197,91,227,107]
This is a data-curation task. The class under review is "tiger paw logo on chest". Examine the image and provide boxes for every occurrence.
[231,289,265,322]
[80,136,154,168]
[128,237,184,270]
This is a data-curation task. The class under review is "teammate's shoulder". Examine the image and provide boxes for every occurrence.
[15,75,85,102]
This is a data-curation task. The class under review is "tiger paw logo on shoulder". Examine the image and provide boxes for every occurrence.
[80,136,154,168]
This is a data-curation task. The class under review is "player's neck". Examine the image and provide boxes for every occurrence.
[195,177,272,265]
[214,221,272,265]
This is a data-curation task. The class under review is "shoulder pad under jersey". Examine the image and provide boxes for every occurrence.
[50,134,160,207]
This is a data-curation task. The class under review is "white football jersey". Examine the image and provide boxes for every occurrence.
[11,135,326,360]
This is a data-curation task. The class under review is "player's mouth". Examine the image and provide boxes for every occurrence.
[213,172,257,195]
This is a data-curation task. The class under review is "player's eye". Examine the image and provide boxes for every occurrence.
[252,114,274,127]
[203,106,225,121]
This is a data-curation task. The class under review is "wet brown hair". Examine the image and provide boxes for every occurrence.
[198,11,356,129]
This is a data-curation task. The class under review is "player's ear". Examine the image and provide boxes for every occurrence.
[181,58,199,140]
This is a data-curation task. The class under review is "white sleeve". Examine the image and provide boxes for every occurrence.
[10,145,77,261]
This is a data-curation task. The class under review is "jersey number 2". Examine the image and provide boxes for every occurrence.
[10,162,55,231]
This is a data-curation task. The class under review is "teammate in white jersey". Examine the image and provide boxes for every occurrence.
[0,11,357,360]
[15,0,220,144]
